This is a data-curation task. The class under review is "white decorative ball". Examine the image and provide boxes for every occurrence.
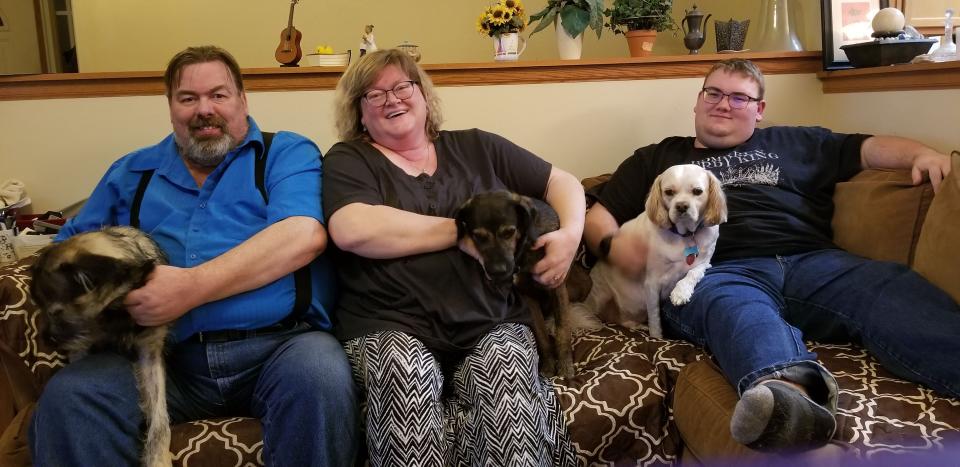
[872,7,906,34]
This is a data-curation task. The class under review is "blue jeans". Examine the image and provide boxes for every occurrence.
[30,325,359,466]
[662,249,960,400]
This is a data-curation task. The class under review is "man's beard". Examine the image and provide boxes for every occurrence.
[176,116,240,167]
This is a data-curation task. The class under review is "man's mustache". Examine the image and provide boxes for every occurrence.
[189,116,227,134]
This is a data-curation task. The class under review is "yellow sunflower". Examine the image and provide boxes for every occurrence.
[489,5,507,25]
[476,12,492,34]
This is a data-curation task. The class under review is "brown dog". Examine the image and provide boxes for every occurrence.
[456,191,575,379]
[30,226,172,467]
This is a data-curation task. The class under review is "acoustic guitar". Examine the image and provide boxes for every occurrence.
[275,0,303,66]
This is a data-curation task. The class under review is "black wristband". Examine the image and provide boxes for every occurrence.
[598,234,614,260]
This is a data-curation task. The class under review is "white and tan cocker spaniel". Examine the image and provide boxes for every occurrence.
[574,164,728,338]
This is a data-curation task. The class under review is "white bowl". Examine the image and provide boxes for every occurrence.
[305,52,351,67]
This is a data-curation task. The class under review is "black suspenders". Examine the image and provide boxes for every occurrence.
[129,132,312,321]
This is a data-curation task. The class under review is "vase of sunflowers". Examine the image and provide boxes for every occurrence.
[477,0,529,61]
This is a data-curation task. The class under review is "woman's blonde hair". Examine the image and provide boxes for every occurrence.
[334,49,443,142]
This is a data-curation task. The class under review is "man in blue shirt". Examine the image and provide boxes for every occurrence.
[30,46,358,466]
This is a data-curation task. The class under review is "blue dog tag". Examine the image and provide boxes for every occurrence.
[683,245,699,265]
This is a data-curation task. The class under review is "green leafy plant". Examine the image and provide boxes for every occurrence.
[528,0,605,39]
[604,0,676,35]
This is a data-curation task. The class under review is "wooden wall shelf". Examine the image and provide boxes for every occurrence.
[5,51,955,101]
[817,60,960,93]
[0,51,820,101]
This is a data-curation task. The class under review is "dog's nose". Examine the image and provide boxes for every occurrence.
[676,202,689,213]
[487,262,511,279]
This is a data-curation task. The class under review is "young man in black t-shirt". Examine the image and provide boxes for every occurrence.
[585,59,958,451]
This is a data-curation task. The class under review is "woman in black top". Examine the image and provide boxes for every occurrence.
[323,49,584,466]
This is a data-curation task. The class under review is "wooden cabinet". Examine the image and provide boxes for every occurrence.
[899,0,957,35]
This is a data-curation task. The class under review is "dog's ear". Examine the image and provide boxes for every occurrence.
[703,170,728,226]
[644,173,672,229]
[69,253,144,292]
[454,197,476,239]
[29,246,63,309]
[511,193,538,250]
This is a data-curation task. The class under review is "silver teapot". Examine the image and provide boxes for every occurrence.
[682,4,712,54]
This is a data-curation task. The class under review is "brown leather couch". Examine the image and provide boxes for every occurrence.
[2,163,959,466]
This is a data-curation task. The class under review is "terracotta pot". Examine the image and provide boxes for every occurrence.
[624,29,658,57]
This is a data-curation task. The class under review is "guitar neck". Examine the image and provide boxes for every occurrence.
[285,2,297,37]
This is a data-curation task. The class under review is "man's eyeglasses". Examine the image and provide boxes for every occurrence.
[700,87,761,109]
[362,80,418,107]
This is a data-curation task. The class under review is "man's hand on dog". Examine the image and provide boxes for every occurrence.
[125,265,203,326]
[531,227,579,289]
[607,233,649,279]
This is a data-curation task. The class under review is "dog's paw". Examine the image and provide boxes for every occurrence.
[558,359,575,381]
[670,281,694,305]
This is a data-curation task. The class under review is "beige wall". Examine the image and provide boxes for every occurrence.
[0,0,42,74]
[3,72,958,213]
[72,0,823,72]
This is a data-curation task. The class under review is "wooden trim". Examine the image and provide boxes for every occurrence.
[32,0,48,74]
[817,60,960,93]
[0,51,820,101]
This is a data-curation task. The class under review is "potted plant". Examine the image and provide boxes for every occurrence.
[528,0,604,59]
[477,0,530,61]
[604,0,676,57]
[477,0,529,37]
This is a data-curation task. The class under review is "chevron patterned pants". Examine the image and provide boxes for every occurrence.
[345,323,576,467]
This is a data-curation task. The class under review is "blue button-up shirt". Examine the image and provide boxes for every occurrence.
[58,117,336,341]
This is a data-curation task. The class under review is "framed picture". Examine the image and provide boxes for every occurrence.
[821,0,883,70]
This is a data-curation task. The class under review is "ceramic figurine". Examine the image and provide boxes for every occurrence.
[360,24,377,56]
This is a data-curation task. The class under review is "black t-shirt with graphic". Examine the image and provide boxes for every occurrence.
[598,126,870,262]
[323,129,551,352]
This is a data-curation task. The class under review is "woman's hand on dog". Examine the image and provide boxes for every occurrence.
[531,227,580,289]
[124,265,203,326]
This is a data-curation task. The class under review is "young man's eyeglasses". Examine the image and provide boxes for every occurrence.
[700,87,761,109]
[362,80,418,107]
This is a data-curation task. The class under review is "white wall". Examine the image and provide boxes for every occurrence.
[819,90,960,153]
[2,73,958,212]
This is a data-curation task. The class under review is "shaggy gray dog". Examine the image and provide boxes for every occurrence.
[30,226,171,467]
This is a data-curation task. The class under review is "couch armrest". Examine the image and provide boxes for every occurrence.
[0,340,36,467]
[0,256,65,392]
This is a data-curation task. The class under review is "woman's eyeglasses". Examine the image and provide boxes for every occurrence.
[700,87,760,109]
[362,80,418,107]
